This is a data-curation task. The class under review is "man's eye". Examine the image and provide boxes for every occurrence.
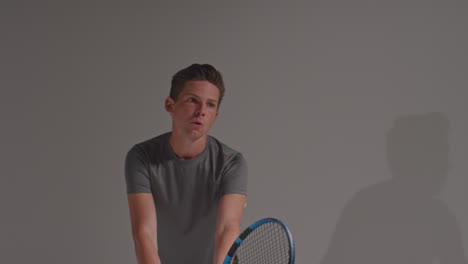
[188,97,197,103]
[208,103,216,108]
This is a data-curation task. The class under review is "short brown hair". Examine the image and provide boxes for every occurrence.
[170,64,225,107]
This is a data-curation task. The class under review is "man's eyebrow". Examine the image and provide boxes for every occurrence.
[184,93,218,103]
[184,92,200,98]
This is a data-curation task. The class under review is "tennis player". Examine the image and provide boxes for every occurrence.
[125,64,248,264]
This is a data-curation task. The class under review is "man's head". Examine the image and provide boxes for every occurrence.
[165,64,225,141]
[169,63,225,108]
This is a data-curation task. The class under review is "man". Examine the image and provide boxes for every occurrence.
[125,64,248,264]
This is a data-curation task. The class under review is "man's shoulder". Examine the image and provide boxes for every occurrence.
[207,135,243,160]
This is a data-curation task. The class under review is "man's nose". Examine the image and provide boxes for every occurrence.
[195,105,206,116]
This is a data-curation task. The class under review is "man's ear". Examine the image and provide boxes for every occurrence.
[165,97,175,115]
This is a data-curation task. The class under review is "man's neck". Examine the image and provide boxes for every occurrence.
[169,131,207,160]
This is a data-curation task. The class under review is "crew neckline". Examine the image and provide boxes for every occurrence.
[165,132,209,164]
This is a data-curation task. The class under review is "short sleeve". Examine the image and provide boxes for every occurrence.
[125,145,152,193]
[219,153,248,196]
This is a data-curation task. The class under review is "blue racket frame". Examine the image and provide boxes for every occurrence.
[222,218,295,264]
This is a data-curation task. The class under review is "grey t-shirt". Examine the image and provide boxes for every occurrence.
[125,132,248,264]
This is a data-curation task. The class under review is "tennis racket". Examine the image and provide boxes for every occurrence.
[222,218,295,264]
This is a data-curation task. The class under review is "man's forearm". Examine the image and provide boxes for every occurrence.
[133,236,161,264]
[213,226,240,264]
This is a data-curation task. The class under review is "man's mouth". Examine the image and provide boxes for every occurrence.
[192,121,203,126]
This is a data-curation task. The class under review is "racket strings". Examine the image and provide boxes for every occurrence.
[235,222,291,264]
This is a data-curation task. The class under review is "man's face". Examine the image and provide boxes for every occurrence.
[166,80,220,141]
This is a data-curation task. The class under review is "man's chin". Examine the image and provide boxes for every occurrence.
[187,130,207,141]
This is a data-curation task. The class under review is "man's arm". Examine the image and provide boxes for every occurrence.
[127,193,161,264]
[213,194,247,264]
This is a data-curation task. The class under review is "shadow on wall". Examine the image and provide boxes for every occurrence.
[321,112,467,264]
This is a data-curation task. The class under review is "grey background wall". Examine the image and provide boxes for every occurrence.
[1,1,467,263]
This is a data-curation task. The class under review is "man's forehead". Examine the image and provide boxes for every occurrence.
[180,81,219,101]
